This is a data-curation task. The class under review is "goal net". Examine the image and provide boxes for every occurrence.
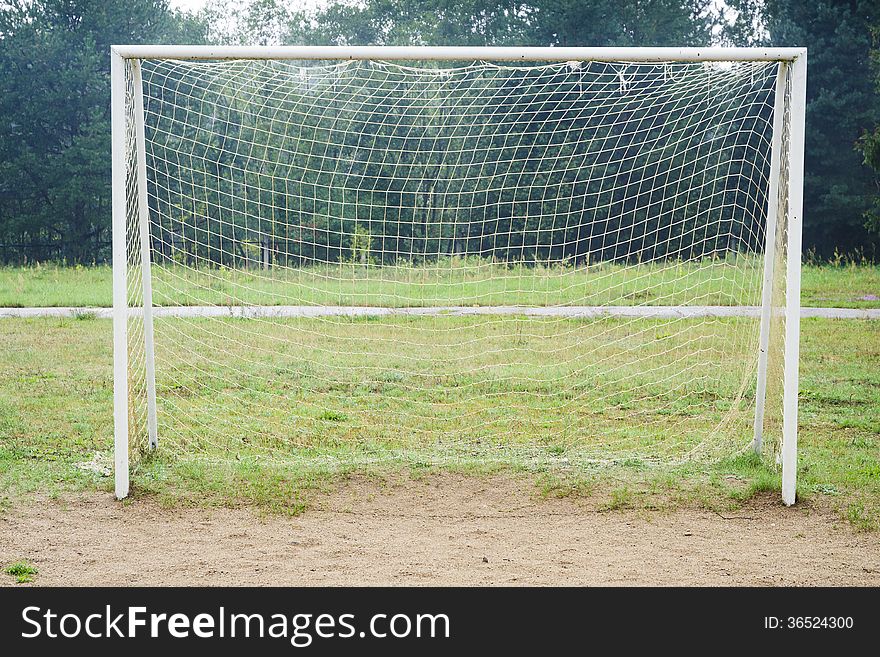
[113,47,805,503]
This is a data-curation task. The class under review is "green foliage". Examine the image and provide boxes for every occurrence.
[140,53,780,271]
[2,0,880,264]
[318,410,349,422]
[0,0,207,263]
[350,225,373,264]
[5,560,38,584]
[858,124,880,235]
[284,0,716,48]
[729,0,880,257]
[857,23,880,237]
[198,0,289,45]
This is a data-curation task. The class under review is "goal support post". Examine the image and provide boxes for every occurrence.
[132,60,159,454]
[111,51,128,500]
[111,45,807,504]
[782,53,807,506]
[752,62,787,457]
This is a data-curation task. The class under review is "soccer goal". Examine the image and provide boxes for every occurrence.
[111,46,806,504]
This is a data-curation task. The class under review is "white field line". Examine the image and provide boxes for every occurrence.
[1,305,878,320]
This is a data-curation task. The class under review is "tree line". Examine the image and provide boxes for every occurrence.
[144,56,775,268]
[1,0,878,264]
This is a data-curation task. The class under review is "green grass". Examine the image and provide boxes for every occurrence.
[122,313,759,463]
[0,259,877,308]
[0,311,877,527]
[4,560,38,584]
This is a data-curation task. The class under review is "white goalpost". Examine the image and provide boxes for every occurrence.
[111,46,807,504]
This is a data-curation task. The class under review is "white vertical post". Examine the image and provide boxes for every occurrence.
[782,52,807,506]
[753,63,789,454]
[132,60,159,450]
[111,50,129,499]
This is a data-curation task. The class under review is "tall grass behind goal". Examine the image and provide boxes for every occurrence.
[111,47,806,504]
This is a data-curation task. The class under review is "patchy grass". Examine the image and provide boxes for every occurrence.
[600,487,636,511]
[845,501,878,532]
[536,472,596,499]
[0,260,877,308]
[4,560,38,584]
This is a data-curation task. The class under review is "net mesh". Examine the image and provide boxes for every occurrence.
[123,57,792,472]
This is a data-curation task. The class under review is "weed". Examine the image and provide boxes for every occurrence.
[5,561,38,584]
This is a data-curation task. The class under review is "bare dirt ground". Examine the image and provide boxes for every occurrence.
[2,474,878,586]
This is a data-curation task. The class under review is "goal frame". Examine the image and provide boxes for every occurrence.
[110,45,807,504]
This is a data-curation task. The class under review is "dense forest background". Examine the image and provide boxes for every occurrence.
[1,0,879,264]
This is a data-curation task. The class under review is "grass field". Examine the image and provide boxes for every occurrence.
[0,262,877,531]
[0,259,878,308]
[0,310,877,528]
[130,313,760,462]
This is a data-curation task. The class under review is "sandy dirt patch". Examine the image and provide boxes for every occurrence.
[2,475,878,586]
